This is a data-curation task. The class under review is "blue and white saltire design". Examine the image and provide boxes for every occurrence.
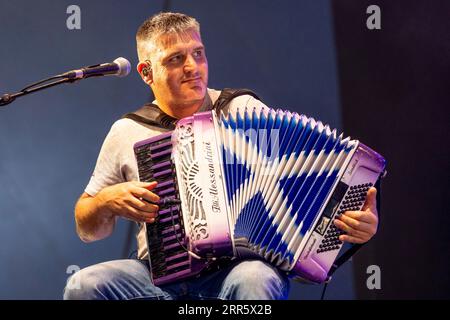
[217,108,355,270]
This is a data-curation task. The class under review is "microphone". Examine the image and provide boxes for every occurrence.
[61,57,131,79]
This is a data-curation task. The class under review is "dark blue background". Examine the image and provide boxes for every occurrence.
[0,0,354,299]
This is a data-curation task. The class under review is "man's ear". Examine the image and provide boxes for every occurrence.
[137,61,152,85]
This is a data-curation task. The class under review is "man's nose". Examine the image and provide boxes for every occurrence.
[183,54,198,74]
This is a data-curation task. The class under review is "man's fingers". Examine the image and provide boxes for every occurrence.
[143,181,158,191]
[121,195,159,223]
[131,186,160,203]
[362,187,377,212]
[141,190,160,204]
[132,180,158,189]
[334,219,371,238]
[132,181,159,194]
[342,210,377,224]
[338,212,376,233]
[122,207,158,223]
[126,197,159,213]
[334,219,353,234]
[338,234,367,244]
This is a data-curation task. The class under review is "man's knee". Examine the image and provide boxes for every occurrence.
[63,260,167,300]
[221,260,290,299]
[234,260,285,283]
[63,266,107,300]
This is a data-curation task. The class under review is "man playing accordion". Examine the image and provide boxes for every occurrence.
[64,12,379,300]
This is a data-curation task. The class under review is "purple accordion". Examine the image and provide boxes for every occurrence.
[133,108,386,285]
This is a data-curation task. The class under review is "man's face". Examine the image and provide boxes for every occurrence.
[148,29,208,109]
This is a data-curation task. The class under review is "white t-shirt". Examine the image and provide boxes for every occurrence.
[85,88,268,259]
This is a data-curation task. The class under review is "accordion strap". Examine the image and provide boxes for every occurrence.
[212,88,260,115]
[122,103,177,130]
[121,88,260,129]
[326,177,382,281]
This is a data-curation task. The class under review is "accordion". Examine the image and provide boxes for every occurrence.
[134,108,386,285]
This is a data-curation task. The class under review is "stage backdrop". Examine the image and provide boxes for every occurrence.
[332,0,450,299]
[0,0,350,299]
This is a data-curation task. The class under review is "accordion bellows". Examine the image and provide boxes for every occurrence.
[134,108,386,285]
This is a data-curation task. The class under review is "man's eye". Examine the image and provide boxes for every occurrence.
[193,50,203,58]
[169,55,181,63]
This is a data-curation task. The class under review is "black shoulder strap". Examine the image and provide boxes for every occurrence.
[212,88,260,114]
[122,88,260,129]
[122,103,177,130]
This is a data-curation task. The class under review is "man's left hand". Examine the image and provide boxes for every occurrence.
[334,187,378,244]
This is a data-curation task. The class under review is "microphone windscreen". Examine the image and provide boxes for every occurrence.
[114,57,131,77]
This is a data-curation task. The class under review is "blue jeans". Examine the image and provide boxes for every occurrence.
[63,259,290,300]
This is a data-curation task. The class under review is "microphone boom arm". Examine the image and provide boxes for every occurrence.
[0,57,130,107]
[0,76,80,107]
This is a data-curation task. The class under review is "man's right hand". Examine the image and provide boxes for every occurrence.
[96,181,160,223]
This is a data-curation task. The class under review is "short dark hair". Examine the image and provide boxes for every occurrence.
[136,12,200,61]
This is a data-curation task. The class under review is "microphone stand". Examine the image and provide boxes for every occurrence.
[0,75,84,107]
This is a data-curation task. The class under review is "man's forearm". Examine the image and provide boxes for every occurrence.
[75,195,116,243]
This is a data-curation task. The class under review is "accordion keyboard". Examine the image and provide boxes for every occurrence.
[135,133,192,281]
[317,183,373,254]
